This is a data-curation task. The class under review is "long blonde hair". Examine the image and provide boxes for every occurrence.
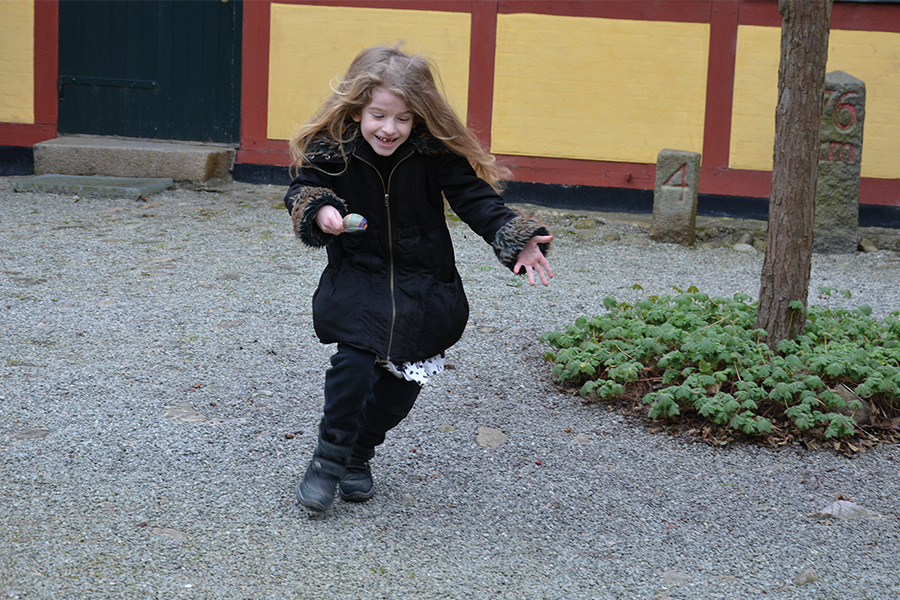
[289,45,510,191]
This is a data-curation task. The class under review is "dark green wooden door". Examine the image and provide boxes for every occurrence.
[58,0,241,144]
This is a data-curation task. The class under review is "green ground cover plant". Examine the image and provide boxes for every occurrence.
[541,286,900,454]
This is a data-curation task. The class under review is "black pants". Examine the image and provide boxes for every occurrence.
[320,343,422,447]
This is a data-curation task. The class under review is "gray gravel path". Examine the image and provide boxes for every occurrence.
[2,178,899,599]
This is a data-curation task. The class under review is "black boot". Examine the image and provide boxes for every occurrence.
[297,434,352,512]
[339,443,376,502]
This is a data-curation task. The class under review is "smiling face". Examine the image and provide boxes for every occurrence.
[353,87,415,156]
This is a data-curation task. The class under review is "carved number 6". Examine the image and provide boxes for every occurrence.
[832,91,858,131]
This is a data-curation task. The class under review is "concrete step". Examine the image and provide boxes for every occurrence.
[12,174,173,197]
[34,136,235,183]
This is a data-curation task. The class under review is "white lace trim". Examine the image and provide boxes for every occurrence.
[377,354,444,386]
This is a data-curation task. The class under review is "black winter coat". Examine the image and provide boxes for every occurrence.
[285,125,549,363]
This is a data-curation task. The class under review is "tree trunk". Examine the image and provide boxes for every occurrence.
[756,0,832,349]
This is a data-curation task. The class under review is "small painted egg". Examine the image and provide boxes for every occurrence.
[342,213,368,231]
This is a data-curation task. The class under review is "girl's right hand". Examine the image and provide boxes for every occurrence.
[315,205,345,236]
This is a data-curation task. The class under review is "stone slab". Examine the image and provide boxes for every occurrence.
[33,136,235,182]
[12,174,174,197]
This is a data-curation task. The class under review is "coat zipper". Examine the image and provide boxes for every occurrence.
[355,151,413,361]
[384,188,396,360]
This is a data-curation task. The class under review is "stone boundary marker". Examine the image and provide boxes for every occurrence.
[815,70,865,254]
[650,149,701,246]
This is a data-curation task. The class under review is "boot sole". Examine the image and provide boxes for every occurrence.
[297,485,333,512]
[339,488,375,502]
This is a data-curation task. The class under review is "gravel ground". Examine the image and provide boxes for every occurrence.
[1,178,899,600]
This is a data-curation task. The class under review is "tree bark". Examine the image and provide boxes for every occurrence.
[756,0,832,349]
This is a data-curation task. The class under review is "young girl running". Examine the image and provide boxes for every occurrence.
[284,45,553,512]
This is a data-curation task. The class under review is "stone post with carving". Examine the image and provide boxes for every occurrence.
[815,71,865,253]
[651,149,701,246]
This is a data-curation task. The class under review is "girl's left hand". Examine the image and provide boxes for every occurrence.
[514,235,554,286]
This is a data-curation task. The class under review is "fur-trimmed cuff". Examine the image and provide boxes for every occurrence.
[288,186,348,247]
[492,215,552,272]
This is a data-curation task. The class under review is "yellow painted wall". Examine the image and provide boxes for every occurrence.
[730,25,900,180]
[0,0,34,124]
[492,13,709,163]
[728,26,779,173]
[267,4,471,141]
